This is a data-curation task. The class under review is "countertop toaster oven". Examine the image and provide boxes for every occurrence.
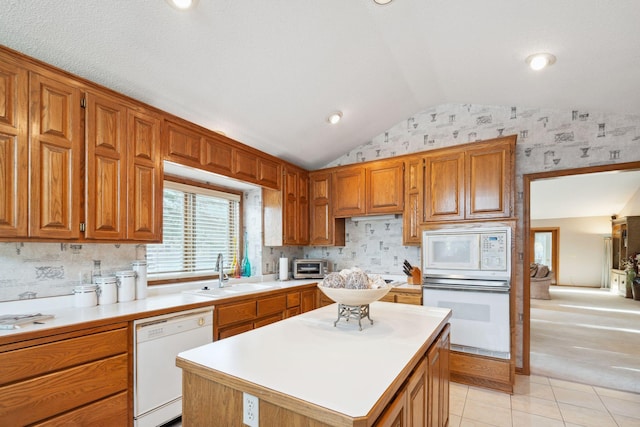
[293,259,329,279]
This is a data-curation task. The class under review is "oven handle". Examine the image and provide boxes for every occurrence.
[423,278,510,293]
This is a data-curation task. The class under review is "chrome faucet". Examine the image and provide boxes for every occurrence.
[216,253,229,288]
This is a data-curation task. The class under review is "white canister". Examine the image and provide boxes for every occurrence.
[116,270,136,302]
[132,260,147,300]
[95,276,117,305]
[73,284,98,308]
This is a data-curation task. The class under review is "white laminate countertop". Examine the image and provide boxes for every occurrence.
[177,302,451,418]
[0,279,319,339]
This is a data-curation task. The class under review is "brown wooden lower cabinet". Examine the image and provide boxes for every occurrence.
[376,324,450,427]
[449,350,513,393]
[214,286,319,340]
[0,323,130,426]
[379,287,422,305]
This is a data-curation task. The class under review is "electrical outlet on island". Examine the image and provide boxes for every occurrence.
[243,392,259,427]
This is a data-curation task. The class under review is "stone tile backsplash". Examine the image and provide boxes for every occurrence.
[0,243,140,302]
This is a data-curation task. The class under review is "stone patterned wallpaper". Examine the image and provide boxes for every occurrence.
[308,102,640,368]
[0,243,140,302]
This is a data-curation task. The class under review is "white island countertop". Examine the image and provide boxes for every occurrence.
[177,301,451,419]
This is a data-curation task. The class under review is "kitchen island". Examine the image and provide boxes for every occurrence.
[177,301,451,427]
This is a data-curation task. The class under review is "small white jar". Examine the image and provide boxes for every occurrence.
[116,270,136,302]
[73,284,98,308]
[132,261,147,300]
[95,276,117,305]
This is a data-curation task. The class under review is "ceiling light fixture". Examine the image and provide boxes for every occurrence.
[167,0,197,10]
[327,111,343,124]
[525,52,556,71]
[374,0,393,4]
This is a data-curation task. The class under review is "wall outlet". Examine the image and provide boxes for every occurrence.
[243,392,259,427]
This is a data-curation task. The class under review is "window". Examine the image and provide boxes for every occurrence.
[147,180,241,280]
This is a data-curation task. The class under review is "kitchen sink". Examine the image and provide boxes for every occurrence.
[227,283,274,292]
[183,283,276,299]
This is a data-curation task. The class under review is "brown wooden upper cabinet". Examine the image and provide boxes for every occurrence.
[164,119,202,168]
[403,156,422,245]
[85,91,163,242]
[29,70,83,240]
[332,160,404,218]
[263,166,309,246]
[0,49,162,242]
[403,135,516,245]
[163,118,281,190]
[309,171,345,246]
[424,135,515,222]
[0,57,28,238]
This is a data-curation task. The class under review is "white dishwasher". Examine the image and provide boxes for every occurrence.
[134,308,213,427]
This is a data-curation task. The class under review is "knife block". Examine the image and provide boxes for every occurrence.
[407,268,422,285]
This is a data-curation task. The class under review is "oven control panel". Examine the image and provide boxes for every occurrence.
[480,233,508,271]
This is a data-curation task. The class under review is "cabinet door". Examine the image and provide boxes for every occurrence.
[164,120,202,167]
[300,288,316,313]
[439,327,450,427]
[427,341,441,427]
[465,138,513,219]
[297,171,310,244]
[403,157,422,245]
[233,148,258,183]
[407,358,428,427]
[283,168,298,245]
[333,166,366,217]
[423,151,464,222]
[29,72,82,239]
[310,172,339,245]
[257,156,281,189]
[0,60,28,238]
[374,387,407,427]
[367,160,404,214]
[201,134,233,175]
[84,91,127,239]
[127,108,162,241]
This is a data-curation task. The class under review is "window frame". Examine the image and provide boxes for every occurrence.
[148,176,244,286]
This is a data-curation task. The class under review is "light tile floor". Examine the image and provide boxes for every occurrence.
[450,374,640,427]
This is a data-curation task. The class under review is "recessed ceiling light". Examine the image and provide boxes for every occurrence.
[525,52,556,71]
[327,111,343,124]
[374,0,393,4]
[167,0,197,10]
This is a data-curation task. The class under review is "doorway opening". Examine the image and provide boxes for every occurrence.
[523,160,640,391]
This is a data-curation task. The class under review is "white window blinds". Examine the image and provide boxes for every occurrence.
[147,181,241,278]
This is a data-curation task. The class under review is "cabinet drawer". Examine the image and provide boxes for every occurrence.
[395,294,422,305]
[379,294,395,303]
[217,301,257,327]
[0,327,128,385]
[0,354,128,426]
[285,307,301,318]
[287,292,301,308]
[257,294,287,317]
[32,391,128,427]
[254,313,283,329]
[218,321,254,340]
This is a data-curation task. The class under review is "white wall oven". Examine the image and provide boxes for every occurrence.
[422,226,511,359]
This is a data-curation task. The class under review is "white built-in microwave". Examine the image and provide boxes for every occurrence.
[422,227,511,279]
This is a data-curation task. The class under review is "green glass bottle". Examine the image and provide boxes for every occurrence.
[241,231,251,277]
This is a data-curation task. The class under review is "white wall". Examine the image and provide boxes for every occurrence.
[531,217,611,287]
[619,186,640,217]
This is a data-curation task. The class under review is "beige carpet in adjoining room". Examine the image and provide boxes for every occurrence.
[530,286,640,394]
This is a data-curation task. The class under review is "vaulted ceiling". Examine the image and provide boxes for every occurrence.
[2,1,640,171]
